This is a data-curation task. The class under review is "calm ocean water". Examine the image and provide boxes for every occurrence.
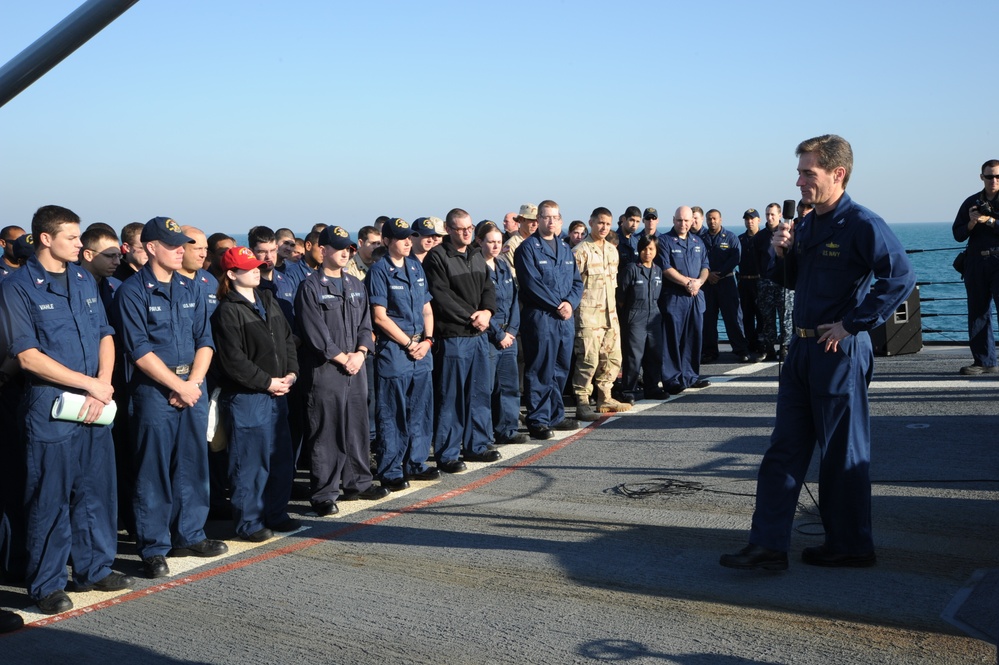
[891,222,973,344]
[229,221,983,344]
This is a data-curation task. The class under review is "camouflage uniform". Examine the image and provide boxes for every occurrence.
[345,253,369,282]
[758,278,794,357]
[499,234,527,281]
[571,237,630,413]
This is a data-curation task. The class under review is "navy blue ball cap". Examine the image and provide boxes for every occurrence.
[318,225,357,250]
[381,217,418,240]
[412,217,440,237]
[141,217,193,245]
[12,234,35,260]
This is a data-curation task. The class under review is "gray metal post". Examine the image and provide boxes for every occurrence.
[0,0,140,109]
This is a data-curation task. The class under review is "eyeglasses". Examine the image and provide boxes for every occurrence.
[97,250,123,260]
[983,174,999,180]
[449,226,474,234]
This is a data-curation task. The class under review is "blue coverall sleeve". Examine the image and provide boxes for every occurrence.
[114,283,154,363]
[842,221,916,334]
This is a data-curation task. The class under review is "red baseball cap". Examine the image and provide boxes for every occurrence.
[219,246,267,272]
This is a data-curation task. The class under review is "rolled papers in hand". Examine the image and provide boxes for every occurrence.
[51,392,117,426]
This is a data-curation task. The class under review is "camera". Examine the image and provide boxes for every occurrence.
[975,198,996,218]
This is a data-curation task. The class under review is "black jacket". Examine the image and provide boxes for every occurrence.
[423,238,496,338]
[210,288,298,393]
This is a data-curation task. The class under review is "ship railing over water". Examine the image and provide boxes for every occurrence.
[904,245,974,346]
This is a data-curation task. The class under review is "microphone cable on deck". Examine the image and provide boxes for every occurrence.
[611,477,999,538]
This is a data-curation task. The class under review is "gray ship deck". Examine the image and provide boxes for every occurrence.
[1,345,997,664]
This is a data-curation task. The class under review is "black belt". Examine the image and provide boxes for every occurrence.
[739,274,760,280]
[979,249,999,257]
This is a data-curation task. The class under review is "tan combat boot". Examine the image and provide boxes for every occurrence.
[596,387,633,413]
[575,394,600,421]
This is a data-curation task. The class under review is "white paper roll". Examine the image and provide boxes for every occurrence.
[51,392,117,426]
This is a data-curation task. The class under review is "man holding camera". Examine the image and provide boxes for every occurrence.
[952,159,999,375]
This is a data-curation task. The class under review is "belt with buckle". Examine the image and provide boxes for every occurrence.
[980,249,999,257]
[170,364,192,375]
[408,334,424,345]
[739,274,760,280]
[795,327,818,338]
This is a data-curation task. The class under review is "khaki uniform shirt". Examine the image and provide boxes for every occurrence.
[573,237,619,329]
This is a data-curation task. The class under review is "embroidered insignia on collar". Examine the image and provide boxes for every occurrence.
[36,278,44,284]
[825,242,840,249]
[146,282,155,288]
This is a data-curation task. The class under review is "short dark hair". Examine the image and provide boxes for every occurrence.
[766,202,781,213]
[568,220,587,234]
[32,205,80,246]
[690,206,704,216]
[0,225,24,243]
[445,208,471,228]
[706,209,721,218]
[590,207,613,220]
[624,206,642,218]
[248,225,277,248]
[982,159,999,174]
[120,221,144,246]
[637,234,657,255]
[207,232,235,254]
[357,225,379,242]
[304,230,321,246]
[82,224,119,250]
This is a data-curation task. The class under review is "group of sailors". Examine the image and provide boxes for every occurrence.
[0,197,801,626]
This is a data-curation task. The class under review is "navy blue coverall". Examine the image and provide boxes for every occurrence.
[115,264,215,560]
[617,262,663,400]
[749,193,915,555]
[486,257,521,442]
[514,233,583,429]
[655,229,709,390]
[296,270,375,504]
[1,257,117,601]
[702,227,748,358]
[366,256,435,480]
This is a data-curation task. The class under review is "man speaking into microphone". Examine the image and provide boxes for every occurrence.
[720,134,915,571]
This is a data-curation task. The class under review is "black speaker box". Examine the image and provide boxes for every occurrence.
[871,285,922,356]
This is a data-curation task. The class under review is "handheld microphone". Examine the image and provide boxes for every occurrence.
[782,199,796,221]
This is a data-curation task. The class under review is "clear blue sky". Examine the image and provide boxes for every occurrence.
[1,1,995,237]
